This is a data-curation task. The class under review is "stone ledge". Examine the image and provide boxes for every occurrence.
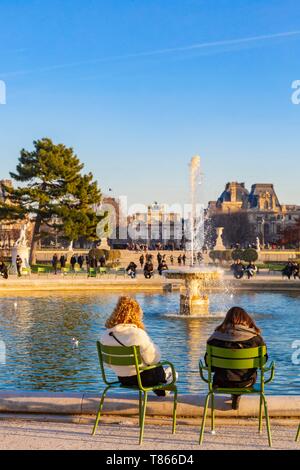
[0,392,299,418]
[0,277,299,293]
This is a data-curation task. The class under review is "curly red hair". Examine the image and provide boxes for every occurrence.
[105,296,145,330]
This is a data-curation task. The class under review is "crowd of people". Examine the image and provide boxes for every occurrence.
[1,251,300,283]
[126,252,203,280]
[51,253,109,274]
[101,297,267,410]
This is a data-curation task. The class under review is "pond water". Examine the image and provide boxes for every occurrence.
[0,291,299,395]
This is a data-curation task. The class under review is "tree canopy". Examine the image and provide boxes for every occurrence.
[0,138,104,263]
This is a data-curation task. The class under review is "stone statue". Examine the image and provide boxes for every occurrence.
[15,222,29,247]
[256,236,261,252]
[12,222,30,270]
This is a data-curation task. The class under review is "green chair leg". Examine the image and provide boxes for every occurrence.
[139,391,142,428]
[259,394,263,434]
[295,424,300,442]
[172,389,178,435]
[139,392,148,445]
[199,392,211,445]
[92,386,110,436]
[262,394,272,447]
[211,393,215,433]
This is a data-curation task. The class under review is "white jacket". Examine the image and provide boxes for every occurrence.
[100,324,161,377]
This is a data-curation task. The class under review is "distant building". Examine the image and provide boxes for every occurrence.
[208,182,300,245]
[128,202,183,249]
[101,196,128,248]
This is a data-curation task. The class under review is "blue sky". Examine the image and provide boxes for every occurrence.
[0,0,299,209]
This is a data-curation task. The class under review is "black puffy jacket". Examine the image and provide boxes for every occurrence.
[205,328,267,388]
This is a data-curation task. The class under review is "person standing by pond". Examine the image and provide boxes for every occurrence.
[52,254,58,275]
[101,296,175,396]
[60,254,66,269]
[139,254,145,268]
[16,255,23,277]
[78,255,84,269]
[205,306,267,410]
[70,255,77,271]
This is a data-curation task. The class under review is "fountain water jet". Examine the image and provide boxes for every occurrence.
[164,156,222,315]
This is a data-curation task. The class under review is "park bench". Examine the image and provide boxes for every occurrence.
[92,342,177,445]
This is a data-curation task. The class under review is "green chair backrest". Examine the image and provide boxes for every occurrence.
[37,267,47,273]
[116,268,126,274]
[206,345,267,370]
[97,342,142,385]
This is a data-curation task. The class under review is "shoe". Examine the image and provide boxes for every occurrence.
[154,389,171,397]
[164,367,178,384]
[231,395,241,410]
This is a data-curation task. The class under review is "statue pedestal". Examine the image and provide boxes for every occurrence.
[180,294,209,315]
[98,238,111,251]
[214,227,226,251]
[12,246,30,273]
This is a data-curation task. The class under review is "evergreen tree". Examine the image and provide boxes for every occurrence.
[0,138,104,264]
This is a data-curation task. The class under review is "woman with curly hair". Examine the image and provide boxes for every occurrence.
[101,296,173,396]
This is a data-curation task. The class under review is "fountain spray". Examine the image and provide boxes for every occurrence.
[164,155,222,315]
[189,156,202,266]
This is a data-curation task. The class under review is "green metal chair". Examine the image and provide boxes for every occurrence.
[21,267,31,276]
[99,267,107,276]
[114,267,126,278]
[92,341,178,445]
[296,424,300,442]
[37,267,49,276]
[61,267,71,275]
[88,268,97,278]
[199,345,275,447]
[73,266,85,276]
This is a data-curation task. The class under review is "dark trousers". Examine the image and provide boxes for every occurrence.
[119,366,166,395]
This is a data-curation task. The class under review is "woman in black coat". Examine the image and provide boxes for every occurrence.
[206,306,267,410]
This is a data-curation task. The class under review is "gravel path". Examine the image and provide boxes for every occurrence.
[0,419,298,450]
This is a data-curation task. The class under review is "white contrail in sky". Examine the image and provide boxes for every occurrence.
[1,30,300,78]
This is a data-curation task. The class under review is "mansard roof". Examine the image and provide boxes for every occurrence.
[248,184,281,209]
[217,182,249,205]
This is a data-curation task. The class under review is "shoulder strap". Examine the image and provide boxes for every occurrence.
[109,331,150,366]
[109,331,126,347]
